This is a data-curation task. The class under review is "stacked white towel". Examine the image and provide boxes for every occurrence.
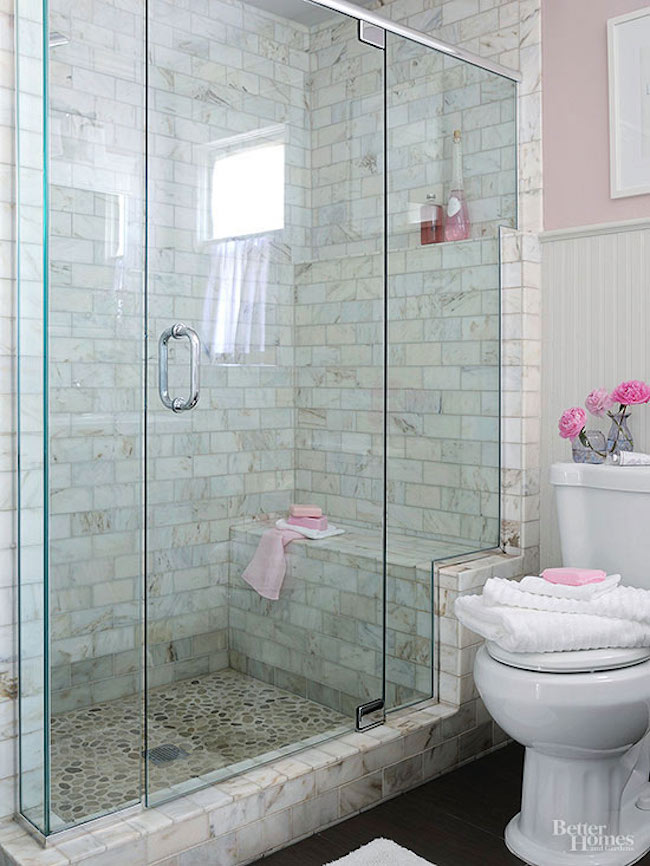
[520,573,620,600]
[455,574,650,654]
[483,576,650,624]
[455,594,650,653]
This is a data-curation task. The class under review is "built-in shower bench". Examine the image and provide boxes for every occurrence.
[229,517,474,569]
[228,518,524,712]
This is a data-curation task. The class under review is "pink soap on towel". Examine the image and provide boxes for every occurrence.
[541,567,607,586]
[287,515,328,531]
[289,504,323,518]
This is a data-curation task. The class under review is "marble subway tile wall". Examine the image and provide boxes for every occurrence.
[293,20,385,529]
[386,239,503,547]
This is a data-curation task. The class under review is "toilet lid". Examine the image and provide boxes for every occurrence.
[486,642,650,673]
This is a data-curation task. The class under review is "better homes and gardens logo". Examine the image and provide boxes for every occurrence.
[553,821,634,853]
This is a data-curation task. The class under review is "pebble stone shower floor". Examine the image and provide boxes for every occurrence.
[50,669,347,824]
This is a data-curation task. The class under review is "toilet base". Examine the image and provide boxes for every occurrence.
[506,809,650,866]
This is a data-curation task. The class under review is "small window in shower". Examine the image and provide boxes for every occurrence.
[199,125,285,242]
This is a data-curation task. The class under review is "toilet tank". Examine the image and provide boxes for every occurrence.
[550,462,650,587]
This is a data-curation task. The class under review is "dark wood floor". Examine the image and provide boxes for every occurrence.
[253,744,650,865]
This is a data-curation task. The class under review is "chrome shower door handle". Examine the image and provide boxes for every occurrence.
[158,323,201,412]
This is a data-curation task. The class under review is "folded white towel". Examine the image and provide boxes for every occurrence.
[520,573,621,600]
[275,518,345,540]
[455,594,650,653]
[483,576,650,625]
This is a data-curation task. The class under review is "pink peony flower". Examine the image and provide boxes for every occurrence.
[585,387,615,417]
[558,407,586,440]
[610,380,650,406]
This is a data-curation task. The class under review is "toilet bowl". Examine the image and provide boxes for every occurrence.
[472,463,650,865]
[475,643,650,865]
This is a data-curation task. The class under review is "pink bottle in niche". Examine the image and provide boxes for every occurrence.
[444,129,470,242]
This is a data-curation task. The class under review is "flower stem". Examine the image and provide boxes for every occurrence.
[606,405,629,453]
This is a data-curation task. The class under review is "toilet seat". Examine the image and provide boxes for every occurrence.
[486,641,650,673]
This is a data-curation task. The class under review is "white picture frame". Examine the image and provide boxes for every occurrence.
[608,7,650,198]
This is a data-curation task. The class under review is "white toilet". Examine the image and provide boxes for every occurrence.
[474,462,650,866]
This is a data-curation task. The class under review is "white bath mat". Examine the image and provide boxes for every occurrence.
[325,838,434,866]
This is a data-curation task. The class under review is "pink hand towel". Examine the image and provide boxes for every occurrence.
[242,528,302,600]
[289,504,322,518]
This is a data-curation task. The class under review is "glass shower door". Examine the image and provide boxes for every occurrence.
[145,0,386,805]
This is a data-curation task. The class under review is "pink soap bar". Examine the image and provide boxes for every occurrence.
[289,504,322,518]
[287,515,328,531]
[541,567,607,586]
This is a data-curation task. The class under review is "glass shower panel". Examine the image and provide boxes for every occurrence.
[17,0,47,833]
[45,0,146,829]
[145,0,385,805]
[385,34,516,709]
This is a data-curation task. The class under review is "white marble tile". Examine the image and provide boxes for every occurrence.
[338,770,383,815]
[235,810,292,863]
[177,832,238,866]
[145,815,210,863]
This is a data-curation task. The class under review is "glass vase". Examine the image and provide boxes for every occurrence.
[572,430,607,464]
[606,411,633,454]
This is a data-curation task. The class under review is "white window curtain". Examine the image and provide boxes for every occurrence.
[201,235,270,359]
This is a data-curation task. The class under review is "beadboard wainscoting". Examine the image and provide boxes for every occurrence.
[540,219,650,569]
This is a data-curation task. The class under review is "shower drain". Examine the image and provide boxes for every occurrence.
[145,744,189,765]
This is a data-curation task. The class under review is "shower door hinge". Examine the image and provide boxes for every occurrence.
[356,698,385,731]
[358,20,385,50]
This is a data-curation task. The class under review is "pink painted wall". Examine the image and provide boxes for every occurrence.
[543,0,650,230]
